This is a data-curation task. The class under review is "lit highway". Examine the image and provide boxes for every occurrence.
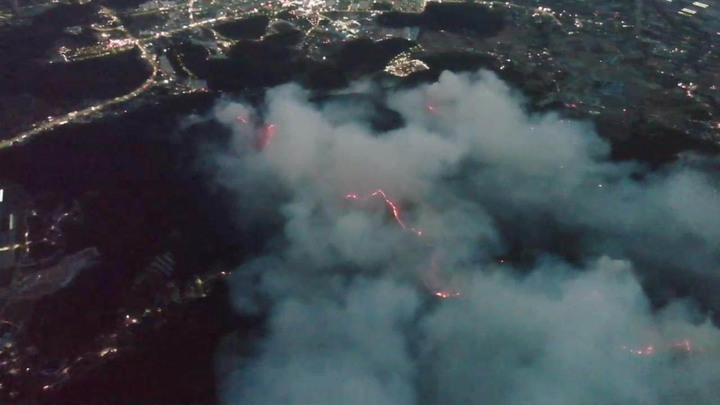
[0,45,158,150]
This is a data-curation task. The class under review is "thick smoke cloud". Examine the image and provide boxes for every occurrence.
[204,71,720,404]
[419,257,720,404]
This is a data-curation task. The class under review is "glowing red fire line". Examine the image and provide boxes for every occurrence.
[344,190,423,236]
[622,339,695,356]
[344,189,461,299]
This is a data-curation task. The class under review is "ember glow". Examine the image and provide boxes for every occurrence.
[673,339,693,353]
[434,290,462,298]
[624,345,655,356]
[622,339,696,357]
[233,114,277,150]
[256,124,277,150]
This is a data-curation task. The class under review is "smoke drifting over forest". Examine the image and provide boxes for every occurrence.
[196,71,720,404]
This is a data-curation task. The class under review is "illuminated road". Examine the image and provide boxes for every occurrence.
[0,44,158,150]
[0,7,251,151]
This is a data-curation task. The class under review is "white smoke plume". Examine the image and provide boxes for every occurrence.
[202,71,720,404]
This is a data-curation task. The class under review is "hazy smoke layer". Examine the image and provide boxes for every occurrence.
[206,71,720,404]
